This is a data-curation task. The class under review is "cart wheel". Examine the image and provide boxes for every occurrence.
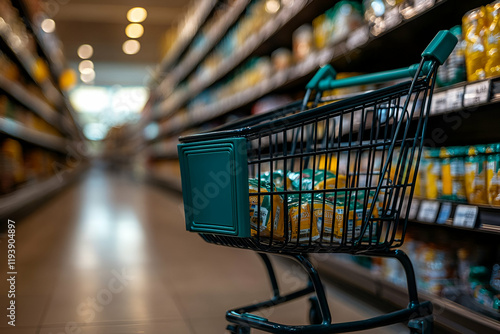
[308,296,323,325]
[226,324,251,334]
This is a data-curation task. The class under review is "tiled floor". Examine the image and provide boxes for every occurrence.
[0,166,407,333]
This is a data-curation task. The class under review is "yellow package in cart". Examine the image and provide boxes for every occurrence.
[287,196,343,243]
[249,179,284,239]
[314,200,344,243]
[333,193,379,243]
[288,196,319,243]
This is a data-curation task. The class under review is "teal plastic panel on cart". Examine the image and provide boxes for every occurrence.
[178,138,250,237]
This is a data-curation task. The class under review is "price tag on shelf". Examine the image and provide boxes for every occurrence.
[436,202,452,224]
[446,86,464,111]
[347,26,369,50]
[453,205,478,228]
[384,7,402,30]
[408,199,420,220]
[430,91,447,114]
[417,200,440,223]
[463,80,491,107]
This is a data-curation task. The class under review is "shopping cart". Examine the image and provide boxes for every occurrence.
[178,31,457,333]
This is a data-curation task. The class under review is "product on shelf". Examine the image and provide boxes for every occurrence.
[463,1,500,81]
[312,13,330,49]
[363,0,387,27]
[417,242,455,295]
[463,7,488,82]
[328,1,364,45]
[486,1,500,78]
[0,138,24,194]
[292,24,314,62]
[469,266,498,309]
[487,143,500,206]
[271,48,293,72]
[436,25,467,87]
[415,143,500,206]
[465,145,488,204]
[420,149,443,199]
[0,52,20,81]
[439,146,467,202]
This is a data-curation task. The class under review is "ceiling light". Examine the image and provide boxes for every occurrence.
[80,67,94,75]
[80,68,95,83]
[127,7,147,23]
[125,23,144,39]
[265,0,280,13]
[77,44,93,59]
[41,19,55,33]
[122,40,140,55]
[78,60,94,72]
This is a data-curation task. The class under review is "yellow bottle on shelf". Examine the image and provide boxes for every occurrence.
[465,145,488,204]
[440,147,467,202]
[426,148,441,200]
[485,1,500,77]
[487,143,500,206]
[463,7,488,81]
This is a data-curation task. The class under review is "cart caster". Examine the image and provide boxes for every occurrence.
[408,315,433,334]
[227,324,251,334]
[308,296,323,325]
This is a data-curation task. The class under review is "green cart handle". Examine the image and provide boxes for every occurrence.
[306,30,458,91]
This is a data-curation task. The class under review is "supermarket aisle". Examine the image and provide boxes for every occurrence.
[0,166,406,334]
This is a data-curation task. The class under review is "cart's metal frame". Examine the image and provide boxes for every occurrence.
[226,251,432,333]
[178,31,458,333]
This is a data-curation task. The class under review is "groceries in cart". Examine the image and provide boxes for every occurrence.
[248,161,384,244]
[249,178,284,239]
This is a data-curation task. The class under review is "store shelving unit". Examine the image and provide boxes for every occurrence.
[315,255,500,334]
[145,0,490,144]
[150,0,219,86]
[0,163,87,221]
[0,0,87,218]
[0,74,72,134]
[136,0,500,329]
[156,0,250,97]
[0,117,69,153]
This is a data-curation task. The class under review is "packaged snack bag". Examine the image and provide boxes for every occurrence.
[289,168,345,191]
[287,194,343,243]
[260,170,285,188]
[333,192,378,242]
[249,179,284,239]
[313,199,342,242]
[287,195,318,242]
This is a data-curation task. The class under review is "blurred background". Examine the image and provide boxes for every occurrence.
[0,0,500,333]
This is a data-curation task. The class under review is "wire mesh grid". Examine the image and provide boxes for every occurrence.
[199,63,437,254]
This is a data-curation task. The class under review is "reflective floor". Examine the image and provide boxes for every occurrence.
[0,166,406,333]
